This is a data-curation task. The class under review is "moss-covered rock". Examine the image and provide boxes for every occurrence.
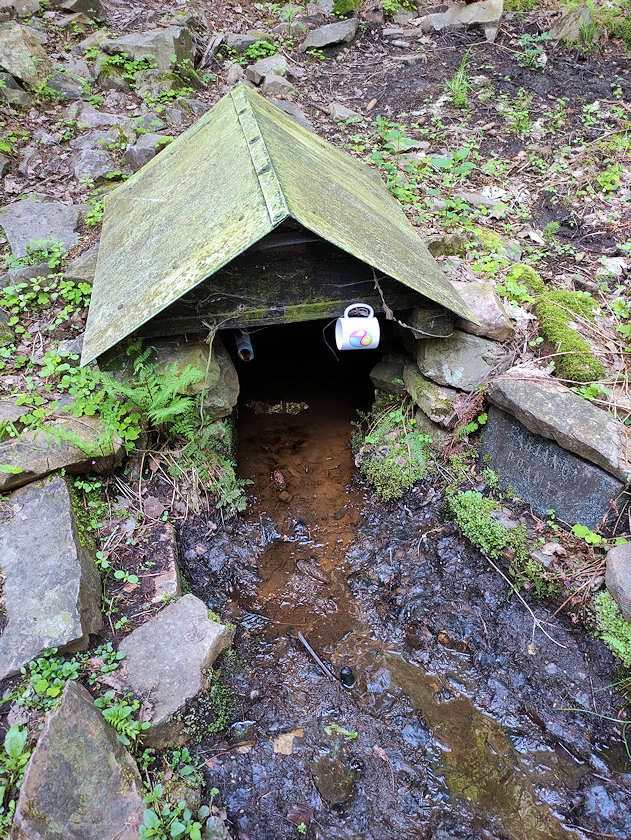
[12,681,144,840]
[403,363,459,427]
[505,264,606,383]
[472,227,522,262]
[332,0,361,16]
[603,7,631,46]
[353,394,430,501]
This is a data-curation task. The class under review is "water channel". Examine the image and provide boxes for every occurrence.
[179,322,631,840]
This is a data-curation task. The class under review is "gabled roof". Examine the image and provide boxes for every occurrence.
[81,83,473,365]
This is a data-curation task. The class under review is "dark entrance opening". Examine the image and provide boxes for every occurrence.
[226,317,391,648]
[224,317,390,408]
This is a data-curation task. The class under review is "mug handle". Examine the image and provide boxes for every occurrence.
[344,303,374,319]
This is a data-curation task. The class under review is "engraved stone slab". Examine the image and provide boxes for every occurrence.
[480,406,626,530]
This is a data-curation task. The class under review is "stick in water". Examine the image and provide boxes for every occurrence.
[296,631,338,681]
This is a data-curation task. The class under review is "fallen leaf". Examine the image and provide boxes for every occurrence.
[99,673,127,692]
[272,728,304,755]
[7,705,31,728]
[373,745,389,762]
[236,744,252,753]
[138,699,154,723]
[540,542,567,557]
[144,496,166,519]
[287,804,314,826]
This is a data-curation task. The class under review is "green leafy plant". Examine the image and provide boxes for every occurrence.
[32,77,64,106]
[593,590,631,668]
[382,0,416,16]
[504,0,541,11]
[0,129,30,155]
[98,52,157,85]
[16,649,81,712]
[5,237,68,272]
[139,783,219,839]
[324,723,357,740]
[500,88,533,135]
[10,645,126,711]
[276,1,306,39]
[456,412,487,441]
[516,32,550,70]
[0,271,91,336]
[596,162,623,193]
[445,489,528,562]
[353,395,430,501]
[572,523,604,546]
[94,690,151,747]
[445,48,472,109]
[243,40,279,61]
[0,726,31,830]
[113,568,140,585]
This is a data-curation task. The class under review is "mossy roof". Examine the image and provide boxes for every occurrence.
[81,83,474,365]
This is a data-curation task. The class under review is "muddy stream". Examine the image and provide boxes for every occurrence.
[179,325,631,840]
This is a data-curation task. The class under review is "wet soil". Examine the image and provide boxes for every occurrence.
[179,330,631,840]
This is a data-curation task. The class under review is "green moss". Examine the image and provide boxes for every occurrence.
[332,0,361,15]
[177,669,237,739]
[593,590,631,668]
[503,0,542,9]
[68,479,98,552]
[445,489,528,561]
[505,263,545,295]
[425,233,469,258]
[536,292,605,382]
[472,227,506,254]
[505,264,605,383]
[603,7,631,46]
[353,395,430,501]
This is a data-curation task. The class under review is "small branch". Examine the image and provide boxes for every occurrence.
[296,631,338,681]
[372,269,444,337]
[482,552,567,649]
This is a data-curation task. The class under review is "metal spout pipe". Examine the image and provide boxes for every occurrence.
[235,328,254,362]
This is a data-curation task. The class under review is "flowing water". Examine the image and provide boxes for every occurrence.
[180,324,631,840]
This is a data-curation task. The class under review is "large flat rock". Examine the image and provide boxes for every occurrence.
[201,335,240,420]
[605,543,631,622]
[299,18,358,51]
[403,363,462,428]
[480,406,625,530]
[418,0,503,42]
[0,476,103,681]
[0,198,80,257]
[451,280,514,342]
[119,594,233,748]
[0,22,53,87]
[370,360,406,396]
[99,27,193,72]
[486,375,631,483]
[0,407,125,493]
[417,329,509,392]
[12,681,144,840]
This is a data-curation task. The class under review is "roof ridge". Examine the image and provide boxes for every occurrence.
[230,84,288,227]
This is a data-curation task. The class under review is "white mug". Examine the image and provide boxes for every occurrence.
[335,303,380,351]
